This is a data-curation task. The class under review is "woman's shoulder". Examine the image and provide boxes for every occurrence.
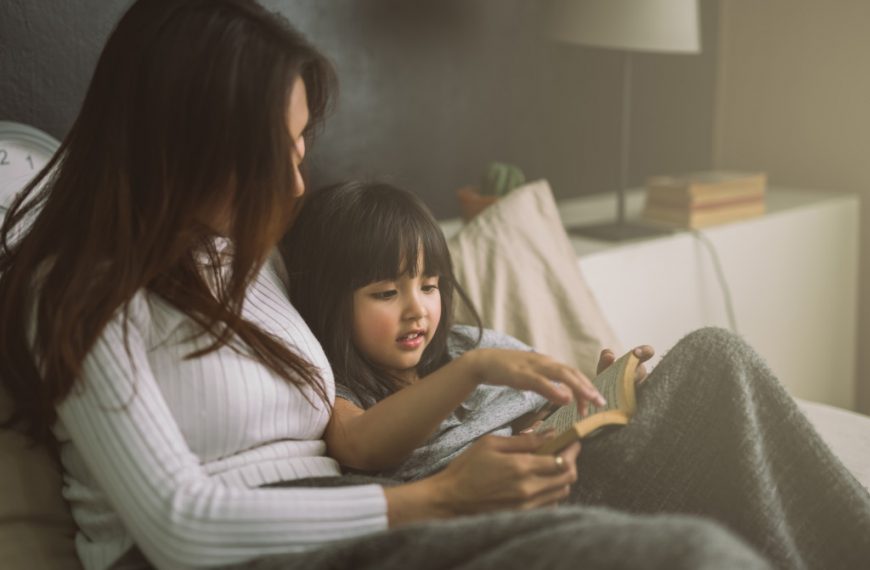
[265,248,291,292]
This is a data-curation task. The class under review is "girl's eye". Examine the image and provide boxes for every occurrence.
[422,284,439,293]
[371,290,397,300]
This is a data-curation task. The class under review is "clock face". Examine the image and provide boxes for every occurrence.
[0,122,60,215]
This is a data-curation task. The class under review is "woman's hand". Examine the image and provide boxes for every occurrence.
[597,345,655,385]
[384,433,581,526]
[464,348,606,412]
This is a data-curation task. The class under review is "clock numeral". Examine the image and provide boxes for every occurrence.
[0,149,9,166]
[26,155,34,170]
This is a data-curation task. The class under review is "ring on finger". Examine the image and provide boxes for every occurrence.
[554,455,566,470]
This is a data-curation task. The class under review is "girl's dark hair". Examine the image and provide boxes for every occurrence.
[282,181,482,406]
[0,0,337,443]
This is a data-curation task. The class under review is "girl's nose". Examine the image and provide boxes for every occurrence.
[403,292,427,320]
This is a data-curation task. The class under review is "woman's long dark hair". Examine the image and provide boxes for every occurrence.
[282,181,482,407]
[0,0,337,444]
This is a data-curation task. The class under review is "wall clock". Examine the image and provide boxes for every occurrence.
[0,121,60,216]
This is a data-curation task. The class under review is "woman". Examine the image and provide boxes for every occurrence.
[0,1,734,568]
[0,1,863,569]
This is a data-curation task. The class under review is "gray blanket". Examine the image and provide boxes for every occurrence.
[114,328,870,570]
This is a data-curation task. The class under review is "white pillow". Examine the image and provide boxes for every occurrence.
[447,179,621,379]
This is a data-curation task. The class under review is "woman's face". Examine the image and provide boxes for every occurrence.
[206,76,309,235]
[287,75,309,197]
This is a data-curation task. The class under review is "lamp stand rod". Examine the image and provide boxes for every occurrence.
[565,50,670,242]
[617,51,632,226]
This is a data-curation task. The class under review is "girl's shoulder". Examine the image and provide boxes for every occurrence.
[447,325,534,358]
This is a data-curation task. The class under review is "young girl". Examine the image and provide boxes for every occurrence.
[284,181,870,569]
[282,180,610,481]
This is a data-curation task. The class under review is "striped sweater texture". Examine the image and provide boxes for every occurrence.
[52,254,387,570]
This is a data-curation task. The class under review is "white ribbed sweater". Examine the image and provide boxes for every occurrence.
[53,254,388,570]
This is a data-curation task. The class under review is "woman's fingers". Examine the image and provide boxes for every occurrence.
[522,483,573,510]
[635,363,648,385]
[516,466,577,508]
[559,441,582,466]
[518,420,544,434]
[487,431,550,453]
[599,345,656,385]
[597,348,616,374]
[631,345,655,384]
[438,435,581,515]
[523,452,573,476]
[487,435,578,480]
[632,345,655,362]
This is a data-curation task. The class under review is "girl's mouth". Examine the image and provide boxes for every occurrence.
[396,331,425,350]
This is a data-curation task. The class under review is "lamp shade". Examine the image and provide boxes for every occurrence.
[549,0,700,54]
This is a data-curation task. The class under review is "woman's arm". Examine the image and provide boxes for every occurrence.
[324,349,604,471]
[60,294,583,567]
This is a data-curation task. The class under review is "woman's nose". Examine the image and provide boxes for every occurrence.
[292,165,305,197]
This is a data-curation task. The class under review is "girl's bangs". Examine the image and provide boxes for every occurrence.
[349,204,451,288]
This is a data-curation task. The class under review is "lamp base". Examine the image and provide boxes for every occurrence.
[566,221,672,242]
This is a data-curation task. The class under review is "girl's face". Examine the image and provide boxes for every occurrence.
[352,259,442,383]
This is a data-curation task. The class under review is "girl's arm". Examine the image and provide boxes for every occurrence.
[324,348,605,471]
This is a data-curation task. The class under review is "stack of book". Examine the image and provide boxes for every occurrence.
[642,171,767,229]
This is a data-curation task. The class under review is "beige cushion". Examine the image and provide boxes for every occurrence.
[448,179,621,378]
[0,389,82,569]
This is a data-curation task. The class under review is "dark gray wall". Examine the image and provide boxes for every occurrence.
[0,0,718,218]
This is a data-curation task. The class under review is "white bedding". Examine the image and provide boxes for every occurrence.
[797,398,870,491]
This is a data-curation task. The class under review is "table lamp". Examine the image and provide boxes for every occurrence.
[550,0,701,241]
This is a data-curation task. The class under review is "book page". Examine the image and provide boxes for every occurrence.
[535,352,633,434]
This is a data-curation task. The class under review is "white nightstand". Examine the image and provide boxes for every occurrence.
[442,187,860,409]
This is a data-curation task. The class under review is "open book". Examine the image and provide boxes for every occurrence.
[535,351,640,455]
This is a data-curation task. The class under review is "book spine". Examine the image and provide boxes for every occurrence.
[642,201,766,229]
[646,172,767,201]
[645,194,764,211]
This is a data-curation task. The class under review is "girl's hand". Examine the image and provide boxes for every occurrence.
[464,348,606,413]
[384,433,581,525]
[597,345,655,385]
